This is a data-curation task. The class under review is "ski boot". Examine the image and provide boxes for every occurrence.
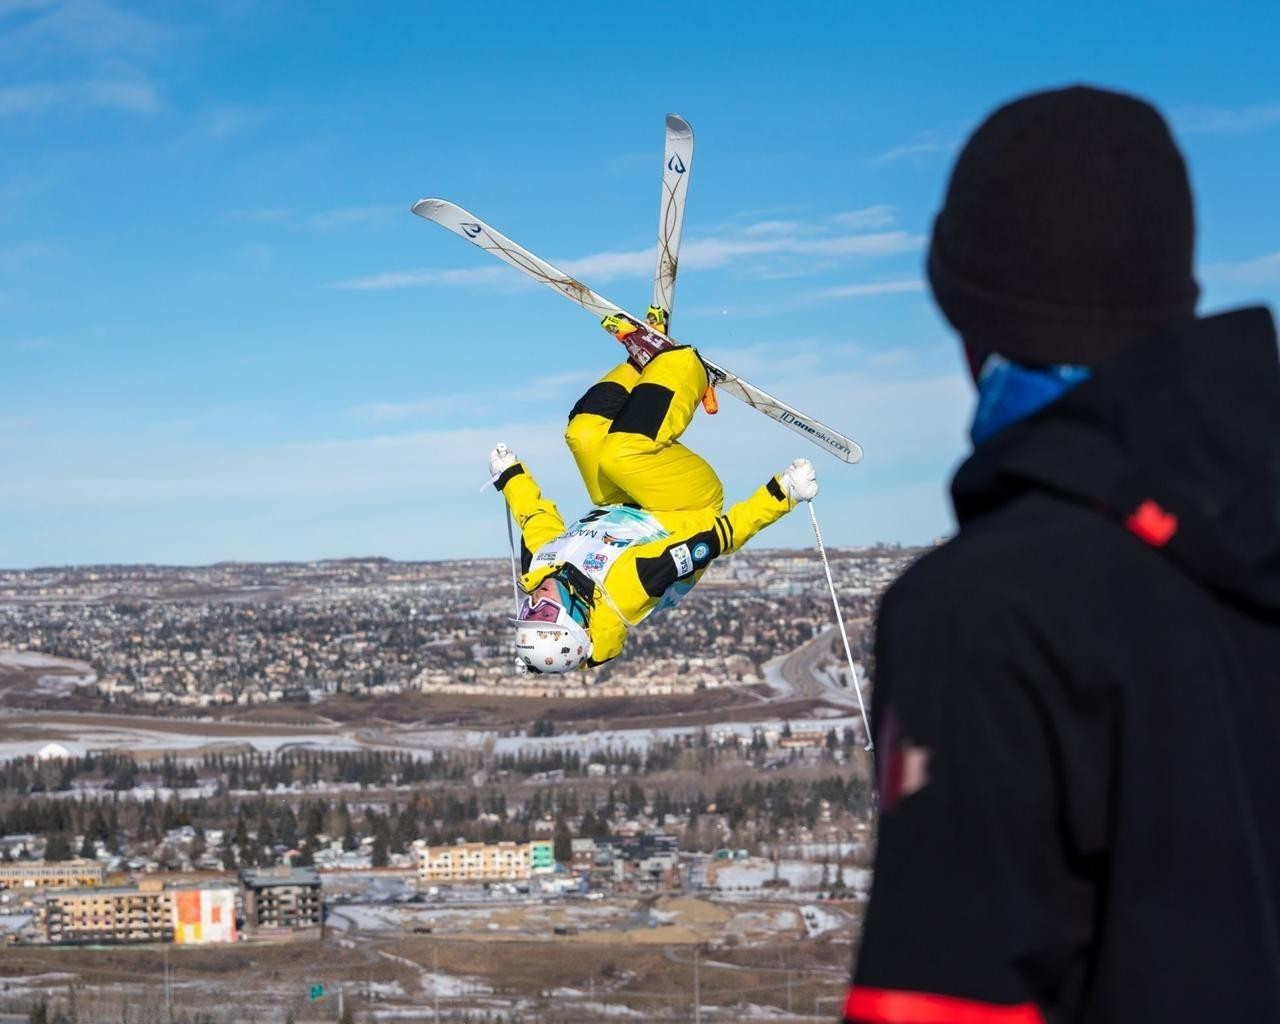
[601,313,679,369]
[614,305,716,414]
[644,305,670,333]
[635,307,718,415]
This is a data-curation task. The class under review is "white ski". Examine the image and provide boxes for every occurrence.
[648,113,694,333]
[410,198,863,464]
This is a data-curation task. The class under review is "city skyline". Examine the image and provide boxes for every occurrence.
[4,2,1279,568]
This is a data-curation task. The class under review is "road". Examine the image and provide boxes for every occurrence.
[766,621,870,711]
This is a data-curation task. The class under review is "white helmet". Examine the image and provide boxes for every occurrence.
[513,573,593,674]
[513,620,591,674]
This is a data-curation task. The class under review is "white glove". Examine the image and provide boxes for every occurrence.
[488,442,517,478]
[779,458,818,502]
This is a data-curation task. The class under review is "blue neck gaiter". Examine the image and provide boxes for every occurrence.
[971,353,1092,446]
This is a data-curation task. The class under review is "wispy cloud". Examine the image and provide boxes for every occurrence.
[679,231,919,268]
[334,210,924,293]
[740,219,806,237]
[345,372,591,424]
[0,3,173,122]
[1176,102,1280,135]
[223,205,404,232]
[833,206,897,230]
[0,0,168,58]
[1201,251,1280,285]
[0,64,160,116]
[333,265,511,292]
[310,205,402,230]
[224,208,297,225]
[815,279,924,299]
[347,395,478,423]
[872,135,950,165]
[195,103,269,139]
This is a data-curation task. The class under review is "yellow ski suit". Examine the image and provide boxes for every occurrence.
[493,347,802,666]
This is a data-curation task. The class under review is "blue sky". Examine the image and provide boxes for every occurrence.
[3,0,1278,568]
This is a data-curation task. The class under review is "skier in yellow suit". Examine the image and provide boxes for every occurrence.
[488,344,819,674]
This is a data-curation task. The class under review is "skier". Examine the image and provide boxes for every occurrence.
[488,340,819,673]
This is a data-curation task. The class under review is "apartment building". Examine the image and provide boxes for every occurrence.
[47,880,173,944]
[44,880,239,946]
[239,867,323,931]
[415,839,555,883]
[0,858,107,891]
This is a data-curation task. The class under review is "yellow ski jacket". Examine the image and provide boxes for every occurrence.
[495,462,800,665]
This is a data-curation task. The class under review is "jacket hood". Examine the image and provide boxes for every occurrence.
[952,306,1280,611]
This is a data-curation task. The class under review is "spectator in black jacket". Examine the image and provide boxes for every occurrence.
[845,85,1280,1024]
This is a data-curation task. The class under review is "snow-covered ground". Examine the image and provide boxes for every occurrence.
[713,858,824,890]
[799,903,847,936]
[378,950,491,997]
[0,722,368,764]
[0,651,92,673]
[546,993,647,1017]
[725,908,801,938]
[399,715,869,759]
[710,858,871,900]
[0,708,873,765]
[0,912,34,937]
[0,973,79,989]
[0,650,97,696]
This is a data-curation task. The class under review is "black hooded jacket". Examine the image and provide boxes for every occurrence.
[847,308,1280,1023]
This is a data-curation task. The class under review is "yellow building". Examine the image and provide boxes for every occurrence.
[0,858,106,891]
[47,880,172,945]
[415,839,555,883]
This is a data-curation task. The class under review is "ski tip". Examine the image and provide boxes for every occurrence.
[665,113,692,135]
[845,442,865,465]
[410,198,444,219]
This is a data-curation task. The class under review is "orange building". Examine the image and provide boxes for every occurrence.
[173,886,237,944]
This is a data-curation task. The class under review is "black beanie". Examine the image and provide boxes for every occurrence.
[928,85,1199,366]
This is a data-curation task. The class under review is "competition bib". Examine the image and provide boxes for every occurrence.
[531,506,670,587]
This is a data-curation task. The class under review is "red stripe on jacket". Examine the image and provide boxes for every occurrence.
[844,986,1045,1024]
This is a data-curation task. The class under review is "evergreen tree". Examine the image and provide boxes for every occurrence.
[44,833,72,861]
[278,806,298,850]
[305,802,325,839]
[552,819,572,863]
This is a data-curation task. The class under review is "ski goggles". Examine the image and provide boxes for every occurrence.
[517,577,590,629]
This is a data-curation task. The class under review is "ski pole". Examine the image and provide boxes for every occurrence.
[482,470,522,617]
[504,506,521,617]
[807,499,874,751]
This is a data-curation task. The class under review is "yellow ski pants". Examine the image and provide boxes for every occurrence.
[563,348,724,515]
